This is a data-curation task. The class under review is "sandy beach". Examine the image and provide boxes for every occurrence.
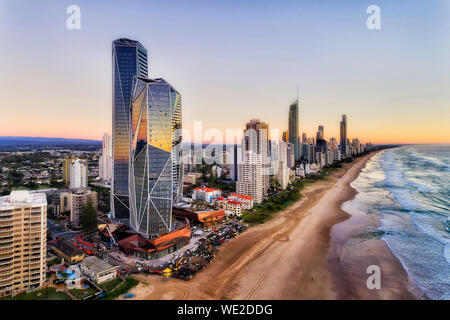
[125,152,414,300]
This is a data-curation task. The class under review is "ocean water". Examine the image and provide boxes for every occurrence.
[342,145,450,300]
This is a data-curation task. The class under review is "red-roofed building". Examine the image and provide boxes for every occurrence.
[172,208,225,227]
[118,219,192,260]
[192,187,222,203]
[224,200,242,217]
[229,193,254,209]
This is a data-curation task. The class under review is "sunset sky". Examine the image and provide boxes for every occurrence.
[0,0,449,144]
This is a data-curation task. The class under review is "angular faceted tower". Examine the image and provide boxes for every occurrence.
[129,77,183,238]
[111,38,148,220]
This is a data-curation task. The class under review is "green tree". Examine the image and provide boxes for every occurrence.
[80,199,97,241]
[7,169,23,189]
[49,174,59,188]
[25,181,38,190]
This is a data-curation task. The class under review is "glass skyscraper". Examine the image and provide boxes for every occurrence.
[288,100,300,161]
[112,38,148,220]
[129,77,183,238]
[340,114,348,156]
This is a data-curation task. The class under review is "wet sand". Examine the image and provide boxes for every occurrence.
[125,152,413,300]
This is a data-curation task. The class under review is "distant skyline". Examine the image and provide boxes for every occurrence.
[0,0,449,144]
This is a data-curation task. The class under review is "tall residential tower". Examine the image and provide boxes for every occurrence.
[99,133,112,183]
[242,119,270,198]
[112,38,148,220]
[0,191,47,297]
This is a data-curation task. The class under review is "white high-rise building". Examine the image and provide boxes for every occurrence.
[276,141,290,189]
[237,151,263,204]
[242,119,270,198]
[99,133,112,183]
[0,191,47,297]
[70,159,88,189]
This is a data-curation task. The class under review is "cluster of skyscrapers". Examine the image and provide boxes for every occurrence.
[111,38,183,239]
[233,96,372,204]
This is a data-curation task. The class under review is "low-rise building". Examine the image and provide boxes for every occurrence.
[80,256,119,284]
[173,208,225,227]
[229,193,254,209]
[52,239,85,264]
[192,187,222,203]
[223,200,242,217]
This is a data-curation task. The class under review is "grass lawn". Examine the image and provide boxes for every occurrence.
[1,287,71,300]
[97,277,124,293]
[99,277,139,300]
[47,258,62,268]
[69,287,97,300]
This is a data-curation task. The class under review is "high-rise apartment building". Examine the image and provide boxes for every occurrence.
[352,138,361,155]
[340,114,347,156]
[237,151,263,204]
[128,77,183,239]
[99,133,112,183]
[302,132,307,144]
[0,191,47,297]
[276,141,290,189]
[316,125,324,141]
[288,100,300,161]
[48,190,72,216]
[112,38,149,220]
[62,158,73,185]
[70,189,98,227]
[230,143,239,181]
[70,159,88,189]
[287,142,295,169]
[242,119,270,198]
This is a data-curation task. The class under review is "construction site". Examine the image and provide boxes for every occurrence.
[45,207,248,300]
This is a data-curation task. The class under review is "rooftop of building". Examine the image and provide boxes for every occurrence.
[118,220,191,254]
[81,256,117,273]
[0,190,47,210]
[230,193,253,201]
[193,187,222,193]
[73,188,96,196]
[113,38,146,49]
[134,77,180,94]
[53,239,84,257]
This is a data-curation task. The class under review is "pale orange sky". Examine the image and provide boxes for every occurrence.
[1,1,449,145]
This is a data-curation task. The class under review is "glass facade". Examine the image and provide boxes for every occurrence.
[112,38,148,220]
[129,77,183,238]
[288,100,300,161]
[340,114,347,155]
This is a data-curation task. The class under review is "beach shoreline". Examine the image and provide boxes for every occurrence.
[126,151,414,300]
[326,150,415,299]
